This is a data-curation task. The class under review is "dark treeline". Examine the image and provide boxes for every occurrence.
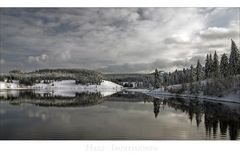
[154,40,240,96]
[105,73,154,88]
[0,68,103,85]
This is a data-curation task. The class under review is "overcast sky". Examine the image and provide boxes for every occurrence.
[0,8,239,73]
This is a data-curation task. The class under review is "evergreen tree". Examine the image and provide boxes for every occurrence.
[220,53,229,78]
[209,54,213,78]
[213,51,220,78]
[238,58,240,74]
[196,59,203,81]
[229,39,240,75]
[186,68,191,83]
[189,65,195,94]
[183,68,186,82]
[163,73,169,86]
[205,54,210,79]
[154,69,160,88]
[179,70,184,84]
[168,72,172,85]
[189,65,195,82]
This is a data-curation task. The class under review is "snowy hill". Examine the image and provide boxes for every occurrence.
[31,80,122,91]
[0,80,29,90]
[0,80,123,94]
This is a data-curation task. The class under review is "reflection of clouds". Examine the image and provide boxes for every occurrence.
[167,113,186,118]
[41,113,47,121]
[27,111,48,121]
[102,101,152,112]
[159,112,190,125]
[60,114,71,123]
[0,109,6,115]
[179,131,189,139]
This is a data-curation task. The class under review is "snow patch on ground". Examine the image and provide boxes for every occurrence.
[31,80,122,91]
[0,80,123,97]
[0,81,29,89]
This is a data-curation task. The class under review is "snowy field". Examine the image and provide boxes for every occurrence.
[0,80,30,90]
[31,80,122,91]
[0,80,123,97]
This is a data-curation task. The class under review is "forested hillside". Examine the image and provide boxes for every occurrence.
[154,39,240,97]
[0,69,103,85]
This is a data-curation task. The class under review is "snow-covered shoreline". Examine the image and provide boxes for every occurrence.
[0,80,123,97]
[1,80,239,104]
[126,89,240,104]
[0,81,30,90]
[0,80,123,91]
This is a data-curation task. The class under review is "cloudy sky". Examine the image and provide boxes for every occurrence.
[0,8,239,73]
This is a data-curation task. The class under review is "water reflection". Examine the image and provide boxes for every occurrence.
[105,91,240,140]
[153,98,161,118]
[0,90,115,107]
[0,90,240,140]
[152,97,240,140]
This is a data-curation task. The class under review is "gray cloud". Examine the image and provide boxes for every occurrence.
[99,56,206,73]
[0,59,6,65]
[0,8,238,73]
[200,26,237,40]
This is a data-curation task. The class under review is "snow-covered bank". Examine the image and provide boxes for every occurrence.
[0,80,123,97]
[0,80,123,91]
[0,81,30,90]
[125,88,240,104]
[33,80,123,97]
[32,80,122,91]
[146,91,240,104]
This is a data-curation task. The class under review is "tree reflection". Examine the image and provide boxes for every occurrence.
[0,91,105,107]
[151,97,240,140]
[153,98,161,118]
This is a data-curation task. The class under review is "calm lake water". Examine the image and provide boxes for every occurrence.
[0,90,240,140]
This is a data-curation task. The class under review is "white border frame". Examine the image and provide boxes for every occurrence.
[0,0,240,7]
[0,1,240,155]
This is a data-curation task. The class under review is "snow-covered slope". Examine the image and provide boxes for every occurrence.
[0,81,29,89]
[0,80,122,90]
[32,80,123,97]
[31,80,122,91]
[0,80,123,97]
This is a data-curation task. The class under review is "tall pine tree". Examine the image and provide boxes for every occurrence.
[196,59,203,81]
[220,53,229,78]
[154,69,160,89]
[209,54,213,78]
[229,39,240,75]
[189,65,195,82]
[213,51,220,78]
[189,65,195,94]
[238,57,240,74]
[183,68,187,83]
[205,54,211,79]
